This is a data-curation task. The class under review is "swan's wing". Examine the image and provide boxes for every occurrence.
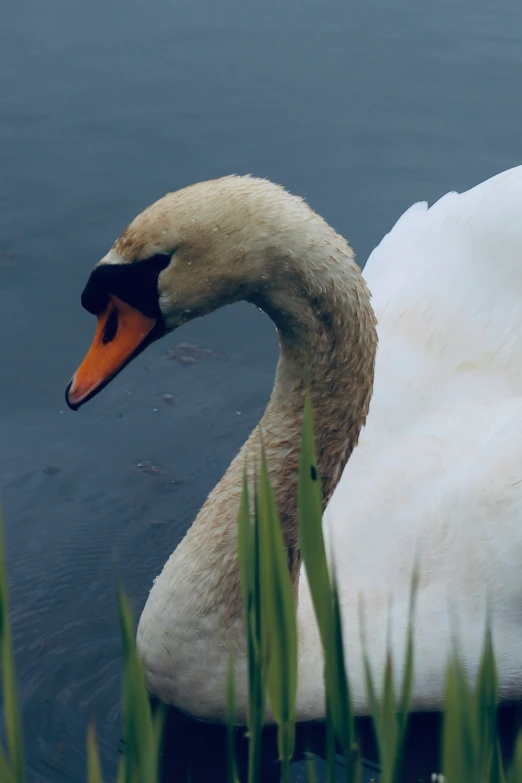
[356,165,522,441]
[364,165,522,396]
[317,166,522,701]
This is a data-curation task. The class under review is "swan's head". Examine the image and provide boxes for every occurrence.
[65,175,326,410]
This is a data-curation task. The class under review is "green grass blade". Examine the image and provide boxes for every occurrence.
[237,473,253,625]
[441,655,461,783]
[237,468,265,783]
[237,473,260,732]
[442,646,476,783]
[490,738,507,783]
[328,570,355,781]
[297,400,359,774]
[474,619,499,778]
[116,758,126,783]
[86,723,104,783]
[359,599,382,762]
[325,701,337,783]
[0,748,14,783]
[0,507,25,783]
[379,647,398,783]
[397,569,418,723]
[508,732,522,783]
[392,568,418,783]
[297,394,331,648]
[254,454,297,783]
[117,585,162,783]
[305,752,318,783]
[258,452,297,774]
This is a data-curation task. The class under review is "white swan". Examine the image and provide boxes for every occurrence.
[66,167,522,722]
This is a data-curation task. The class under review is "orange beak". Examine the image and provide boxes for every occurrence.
[66,295,157,410]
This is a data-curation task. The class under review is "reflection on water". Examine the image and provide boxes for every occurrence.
[158,705,522,782]
[1,0,522,779]
[159,707,382,783]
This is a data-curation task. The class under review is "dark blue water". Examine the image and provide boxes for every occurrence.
[1,0,522,779]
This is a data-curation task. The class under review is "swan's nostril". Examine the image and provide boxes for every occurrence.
[102,308,119,344]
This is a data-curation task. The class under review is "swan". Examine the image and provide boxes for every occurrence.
[65,168,522,722]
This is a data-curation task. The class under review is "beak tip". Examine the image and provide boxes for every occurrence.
[65,380,81,411]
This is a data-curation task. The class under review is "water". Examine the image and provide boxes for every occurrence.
[1,0,522,779]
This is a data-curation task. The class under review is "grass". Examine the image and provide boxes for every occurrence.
[1,395,522,781]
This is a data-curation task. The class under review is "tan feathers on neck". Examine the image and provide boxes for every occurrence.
[122,176,377,636]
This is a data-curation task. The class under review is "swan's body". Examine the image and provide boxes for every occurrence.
[67,167,522,722]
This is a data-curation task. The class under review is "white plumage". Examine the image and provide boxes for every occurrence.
[314,166,522,712]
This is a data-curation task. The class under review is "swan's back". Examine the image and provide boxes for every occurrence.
[365,165,522,398]
[297,166,522,715]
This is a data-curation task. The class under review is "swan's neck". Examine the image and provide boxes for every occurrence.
[162,238,377,644]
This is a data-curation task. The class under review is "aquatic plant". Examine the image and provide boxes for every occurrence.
[1,398,522,781]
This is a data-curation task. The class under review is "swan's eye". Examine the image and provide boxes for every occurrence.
[103,308,118,344]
